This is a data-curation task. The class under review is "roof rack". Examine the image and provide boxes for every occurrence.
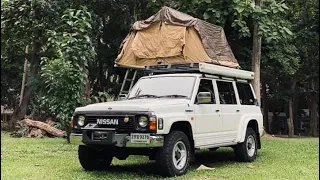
[145,63,200,74]
[145,63,254,80]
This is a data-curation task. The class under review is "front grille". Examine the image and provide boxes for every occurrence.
[85,115,135,131]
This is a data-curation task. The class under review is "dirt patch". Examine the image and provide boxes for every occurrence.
[261,133,275,138]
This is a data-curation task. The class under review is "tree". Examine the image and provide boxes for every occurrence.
[251,0,262,105]
[1,0,69,128]
[41,7,95,142]
[261,38,299,136]
[286,0,319,136]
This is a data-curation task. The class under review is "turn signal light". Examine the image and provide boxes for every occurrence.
[70,119,74,128]
[149,116,157,131]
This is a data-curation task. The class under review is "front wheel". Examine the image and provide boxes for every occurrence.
[156,131,191,177]
[78,145,113,171]
[234,127,258,162]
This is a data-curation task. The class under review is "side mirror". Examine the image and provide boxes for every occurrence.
[118,94,128,101]
[197,92,212,104]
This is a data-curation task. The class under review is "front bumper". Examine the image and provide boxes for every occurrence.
[70,132,164,148]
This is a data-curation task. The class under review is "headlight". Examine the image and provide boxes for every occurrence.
[138,116,148,128]
[78,115,85,126]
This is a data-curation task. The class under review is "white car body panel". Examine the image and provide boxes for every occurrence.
[74,72,263,149]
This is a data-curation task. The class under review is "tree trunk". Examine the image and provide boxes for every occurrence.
[11,46,29,131]
[251,0,263,106]
[287,98,295,137]
[19,45,29,105]
[10,88,32,131]
[287,79,296,137]
[309,95,318,137]
[271,111,276,134]
[133,0,138,22]
[84,76,90,101]
[10,43,41,131]
[66,126,71,143]
[293,88,299,135]
[308,80,318,137]
[262,82,269,133]
[271,109,281,134]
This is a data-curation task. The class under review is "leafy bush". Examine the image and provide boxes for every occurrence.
[41,7,95,142]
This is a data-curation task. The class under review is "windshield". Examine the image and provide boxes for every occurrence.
[128,76,196,99]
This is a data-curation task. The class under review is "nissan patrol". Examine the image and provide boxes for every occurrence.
[70,63,263,177]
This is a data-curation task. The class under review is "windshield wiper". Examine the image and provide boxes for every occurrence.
[159,94,188,98]
[129,94,160,99]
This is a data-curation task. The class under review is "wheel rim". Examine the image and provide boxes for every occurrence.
[172,141,187,170]
[246,135,256,157]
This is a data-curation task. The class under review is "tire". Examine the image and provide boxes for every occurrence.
[209,147,219,152]
[234,127,258,162]
[156,131,191,177]
[78,145,113,171]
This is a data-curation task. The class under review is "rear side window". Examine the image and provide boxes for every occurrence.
[236,82,255,105]
[216,81,237,104]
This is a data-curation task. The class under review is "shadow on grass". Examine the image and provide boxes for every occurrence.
[83,149,237,178]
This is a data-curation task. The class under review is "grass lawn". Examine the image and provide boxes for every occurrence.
[1,132,319,180]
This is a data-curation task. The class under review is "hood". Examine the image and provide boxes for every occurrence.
[75,98,190,113]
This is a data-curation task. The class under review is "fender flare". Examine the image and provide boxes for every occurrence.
[160,115,194,135]
[237,118,258,143]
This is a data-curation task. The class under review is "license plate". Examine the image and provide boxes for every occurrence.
[91,131,108,141]
[130,133,150,143]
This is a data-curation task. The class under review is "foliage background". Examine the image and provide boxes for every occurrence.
[1,0,319,136]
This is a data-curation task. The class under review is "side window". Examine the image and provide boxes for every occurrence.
[196,79,215,104]
[236,82,255,105]
[216,81,237,104]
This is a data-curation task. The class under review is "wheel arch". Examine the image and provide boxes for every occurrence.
[238,119,261,149]
[169,121,195,154]
[169,121,194,142]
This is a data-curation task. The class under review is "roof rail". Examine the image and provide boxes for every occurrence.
[144,63,254,80]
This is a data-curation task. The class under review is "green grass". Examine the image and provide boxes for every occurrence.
[1,132,319,180]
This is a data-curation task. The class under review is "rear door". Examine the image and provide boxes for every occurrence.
[216,80,240,142]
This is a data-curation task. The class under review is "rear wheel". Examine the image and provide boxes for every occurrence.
[234,127,257,162]
[78,145,113,171]
[156,131,191,177]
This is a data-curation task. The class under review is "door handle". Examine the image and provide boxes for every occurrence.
[215,110,220,112]
[236,110,240,112]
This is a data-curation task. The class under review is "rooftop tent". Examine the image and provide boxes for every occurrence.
[115,6,239,69]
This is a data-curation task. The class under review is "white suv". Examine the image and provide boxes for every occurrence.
[71,63,263,177]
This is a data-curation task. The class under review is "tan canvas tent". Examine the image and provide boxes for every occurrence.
[115,6,239,69]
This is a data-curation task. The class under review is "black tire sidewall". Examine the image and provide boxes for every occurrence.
[78,145,113,171]
[157,131,191,176]
[171,135,190,175]
[243,128,258,161]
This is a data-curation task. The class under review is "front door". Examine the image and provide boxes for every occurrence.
[193,79,222,147]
